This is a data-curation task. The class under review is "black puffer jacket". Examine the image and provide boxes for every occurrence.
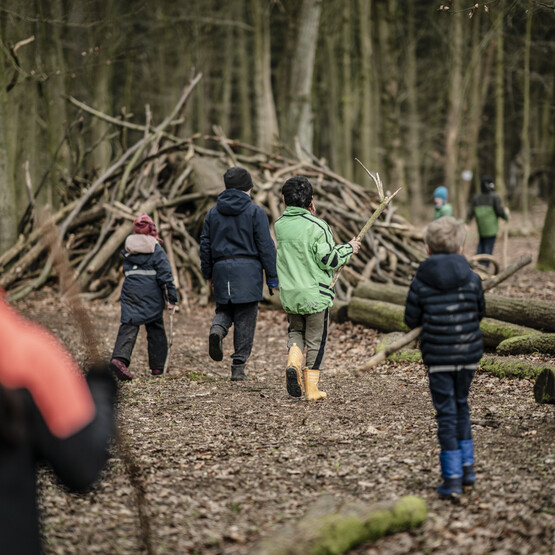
[200,189,278,304]
[404,253,485,369]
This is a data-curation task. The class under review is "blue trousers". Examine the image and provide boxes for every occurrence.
[477,236,496,256]
[429,370,474,451]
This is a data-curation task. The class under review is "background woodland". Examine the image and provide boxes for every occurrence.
[0,0,554,267]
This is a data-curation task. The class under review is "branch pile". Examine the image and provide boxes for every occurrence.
[0,76,427,304]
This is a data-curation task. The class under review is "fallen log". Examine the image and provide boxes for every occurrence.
[534,367,555,404]
[348,298,409,334]
[248,494,427,555]
[372,338,551,380]
[353,265,554,334]
[480,319,541,349]
[348,298,537,348]
[480,355,552,380]
[496,333,555,356]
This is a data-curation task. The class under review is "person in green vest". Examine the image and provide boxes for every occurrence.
[467,176,510,260]
[433,186,453,220]
[274,176,361,401]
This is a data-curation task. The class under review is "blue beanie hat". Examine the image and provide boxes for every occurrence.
[433,186,448,201]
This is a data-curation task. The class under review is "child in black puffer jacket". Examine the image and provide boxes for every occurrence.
[110,213,177,380]
[404,217,485,497]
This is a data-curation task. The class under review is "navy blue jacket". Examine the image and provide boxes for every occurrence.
[200,189,278,305]
[120,238,178,325]
[404,253,485,370]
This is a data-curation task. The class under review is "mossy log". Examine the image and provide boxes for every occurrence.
[534,367,555,404]
[348,298,538,349]
[348,298,410,333]
[353,281,555,333]
[496,333,555,356]
[375,332,422,363]
[480,319,541,349]
[248,494,427,555]
[479,355,551,379]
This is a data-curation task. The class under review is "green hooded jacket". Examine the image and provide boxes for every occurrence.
[274,206,354,314]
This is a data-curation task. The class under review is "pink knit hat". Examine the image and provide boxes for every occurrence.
[133,214,162,242]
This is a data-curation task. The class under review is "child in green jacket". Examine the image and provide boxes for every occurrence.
[274,176,361,401]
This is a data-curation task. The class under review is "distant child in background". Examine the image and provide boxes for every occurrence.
[200,166,278,382]
[110,213,177,380]
[467,176,510,258]
[433,186,453,220]
[404,216,485,497]
[274,176,361,401]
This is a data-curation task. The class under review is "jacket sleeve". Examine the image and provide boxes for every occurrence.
[252,206,278,285]
[32,364,117,492]
[493,193,509,220]
[313,222,354,271]
[475,274,486,321]
[404,280,422,329]
[199,214,213,280]
[154,246,178,304]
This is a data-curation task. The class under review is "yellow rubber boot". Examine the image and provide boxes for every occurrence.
[285,343,304,398]
[303,368,327,401]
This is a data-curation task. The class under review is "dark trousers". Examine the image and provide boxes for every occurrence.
[212,301,258,365]
[112,317,167,371]
[477,236,496,257]
[429,370,474,451]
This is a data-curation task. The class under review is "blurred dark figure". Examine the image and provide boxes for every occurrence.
[0,290,117,554]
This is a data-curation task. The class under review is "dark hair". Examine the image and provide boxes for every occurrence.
[481,176,495,193]
[281,176,313,209]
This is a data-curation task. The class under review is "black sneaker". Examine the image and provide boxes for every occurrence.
[286,367,302,397]
[209,330,223,361]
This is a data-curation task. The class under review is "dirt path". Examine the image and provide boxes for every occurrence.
[21,258,554,554]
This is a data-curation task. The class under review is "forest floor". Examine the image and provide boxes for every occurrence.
[18,204,555,554]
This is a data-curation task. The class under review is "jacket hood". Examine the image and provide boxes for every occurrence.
[125,234,158,254]
[416,254,473,290]
[216,188,252,216]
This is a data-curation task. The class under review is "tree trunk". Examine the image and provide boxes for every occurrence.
[339,1,354,181]
[534,367,555,404]
[284,0,322,155]
[520,8,532,230]
[404,2,424,221]
[494,0,506,201]
[444,10,463,216]
[376,0,405,202]
[238,0,253,146]
[0,23,17,253]
[249,494,427,555]
[251,0,279,151]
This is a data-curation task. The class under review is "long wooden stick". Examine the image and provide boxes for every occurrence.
[358,253,533,372]
[330,161,401,289]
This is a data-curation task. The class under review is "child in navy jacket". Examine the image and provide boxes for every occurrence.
[200,167,278,381]
[404,217,485,497]
[110,214,177,380]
